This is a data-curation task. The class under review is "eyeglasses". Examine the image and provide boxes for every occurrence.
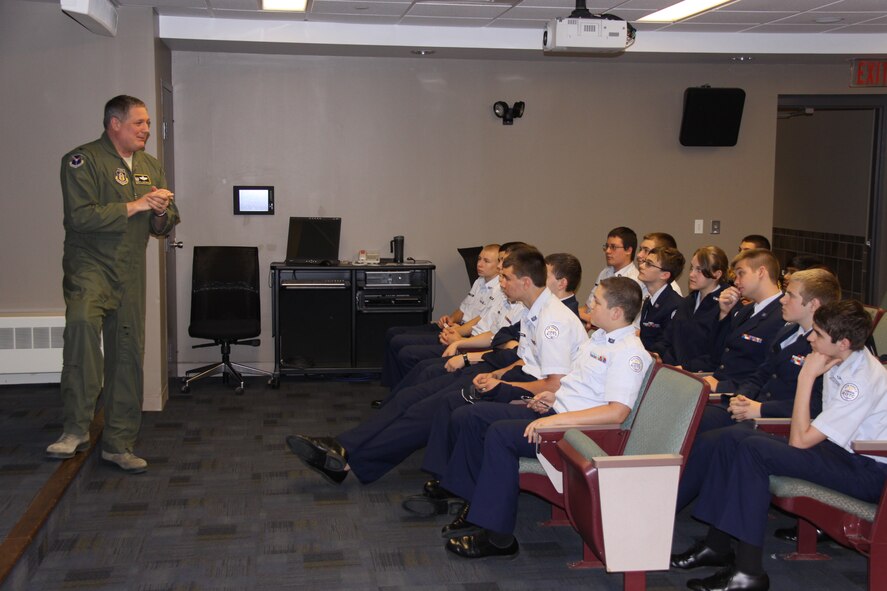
[639,259,664,271]
[602,243,626,251]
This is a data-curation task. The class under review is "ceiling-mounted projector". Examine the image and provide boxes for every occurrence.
[543,16,631,53]
[61,0,118,37]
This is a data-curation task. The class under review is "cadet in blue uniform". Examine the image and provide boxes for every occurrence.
[637,246,685,352]
[703,249,785,395]
[46,96,180,473]
[696,250,787,436]
[654,246,729,371]
[286,247,587,486]
[420,277,650,558]
[671,300,887,591]
[677,269,841,511]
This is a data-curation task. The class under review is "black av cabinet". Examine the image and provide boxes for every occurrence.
[270,261,434,379]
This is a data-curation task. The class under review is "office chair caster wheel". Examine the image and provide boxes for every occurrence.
[180,384,191,394]
[234,385,244,395]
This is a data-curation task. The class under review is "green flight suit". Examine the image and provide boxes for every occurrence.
[60,132,180,454]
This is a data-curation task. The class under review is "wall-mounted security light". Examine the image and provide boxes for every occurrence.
[493,101,525,125]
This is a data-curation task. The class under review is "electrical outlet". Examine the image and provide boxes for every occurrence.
[711,220,721,234]
[694,219,703,234]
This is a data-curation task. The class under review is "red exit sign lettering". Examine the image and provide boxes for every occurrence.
[851,60,887,88]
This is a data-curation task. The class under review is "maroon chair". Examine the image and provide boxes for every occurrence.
[555,364,710,590]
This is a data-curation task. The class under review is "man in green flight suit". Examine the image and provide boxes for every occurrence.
[46,95,181,474]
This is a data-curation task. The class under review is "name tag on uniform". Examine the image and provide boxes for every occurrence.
[642,322,661,328]
[741,333,764,344]
[134,174,152,185]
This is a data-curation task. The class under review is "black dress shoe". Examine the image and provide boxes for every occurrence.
[285,435,348,485]
[370,399,383,409]
[671,541,735,570]
[774,525,827,543]
[687,565,769,591]
[423,479,455,499]
[441,503,481,539]
[402,493,465,517]
[445,530,519,559]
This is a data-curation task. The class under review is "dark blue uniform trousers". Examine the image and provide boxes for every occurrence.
[381,328,441,387]
[692,427,887,547]
[677,421,756,511]
[435,402,553,535]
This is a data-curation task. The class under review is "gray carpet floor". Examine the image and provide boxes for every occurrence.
[0,378,872,590]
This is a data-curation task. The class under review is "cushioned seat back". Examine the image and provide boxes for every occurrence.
[622,365,703,456]
[188,246,261,341]
[872,309,887,359]
[457,246,483,286]
[770,475,877,522]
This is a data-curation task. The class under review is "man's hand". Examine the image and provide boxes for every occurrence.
[703,375,719,390]
[436,315,452,329]
[129,186,173,218]
[718,286,741,320]
[525,391,555,413]
[728,395,762,421]
[444,355,464,373]
[799,351,841,381]
[524,416,554,442]
[439,326,463,345]
[650,351,662,363]
[472,373,501,394]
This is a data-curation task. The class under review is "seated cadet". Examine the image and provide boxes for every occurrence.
[670,300,887,591]
[636,231,683,296]
[410,277,650,558]
[579,226,642,329]
[637,246,685,352]
[676,268,841,511]
[702,249,785,396]
[381,243,502,387]
[652,246,729,371]
[739,234,771,252]
[285,246,587,486]
[390,243,527,387]
[383,252,584,407]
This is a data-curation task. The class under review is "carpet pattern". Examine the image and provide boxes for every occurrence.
[0,378,871,590]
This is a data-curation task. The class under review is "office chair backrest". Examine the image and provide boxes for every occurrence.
[189,246,261,341]
[457,246,483,287]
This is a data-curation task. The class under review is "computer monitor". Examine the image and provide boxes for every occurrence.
[285,217,342,264]
[233,186,274,215]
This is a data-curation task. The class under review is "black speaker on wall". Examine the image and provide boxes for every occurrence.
[680,87,746,147]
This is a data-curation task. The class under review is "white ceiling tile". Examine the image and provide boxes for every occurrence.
[777,11,886,25]
[683,10,794,24]
[486,17,547,27]
[407,2,512,18]
[209,0,260,9]
[400,14,494,24]
[661,22,765,32]
[311,0,408,15]
[718,0,840,10]
[306,12,402,21]
[815,0,887,11]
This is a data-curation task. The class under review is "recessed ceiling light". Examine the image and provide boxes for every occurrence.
[262,0,308,11]
[639,0,733,23]
[411,49,436,56]
[814,16,844,24]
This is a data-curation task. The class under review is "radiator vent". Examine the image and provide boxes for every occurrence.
[0,316,65,383]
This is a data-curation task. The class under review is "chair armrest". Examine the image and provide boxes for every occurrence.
[535,423,622,435]
[708,393,727,403]
[591,453,682,469]
[695,372,713,378]
[851,440,887,457]
[754,418,790,436]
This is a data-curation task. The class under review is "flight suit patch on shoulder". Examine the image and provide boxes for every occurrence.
[69,154,85,168]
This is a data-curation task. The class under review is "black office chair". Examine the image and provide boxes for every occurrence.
[181,246,272,395]
[457,246,483,287]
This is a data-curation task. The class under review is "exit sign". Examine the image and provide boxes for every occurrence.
[851,60,887,87]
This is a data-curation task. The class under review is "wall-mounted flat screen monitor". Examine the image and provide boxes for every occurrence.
[234,185,274,214]
[285,217,342,264]
[680,87,746,147]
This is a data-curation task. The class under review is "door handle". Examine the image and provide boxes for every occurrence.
[168,240,183,250]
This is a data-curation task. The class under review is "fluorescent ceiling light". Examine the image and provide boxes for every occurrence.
[638,0,733,23]
[262,0,308,11]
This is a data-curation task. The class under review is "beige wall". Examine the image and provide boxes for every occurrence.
[0,0,880,374]
[0,1,171,403]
